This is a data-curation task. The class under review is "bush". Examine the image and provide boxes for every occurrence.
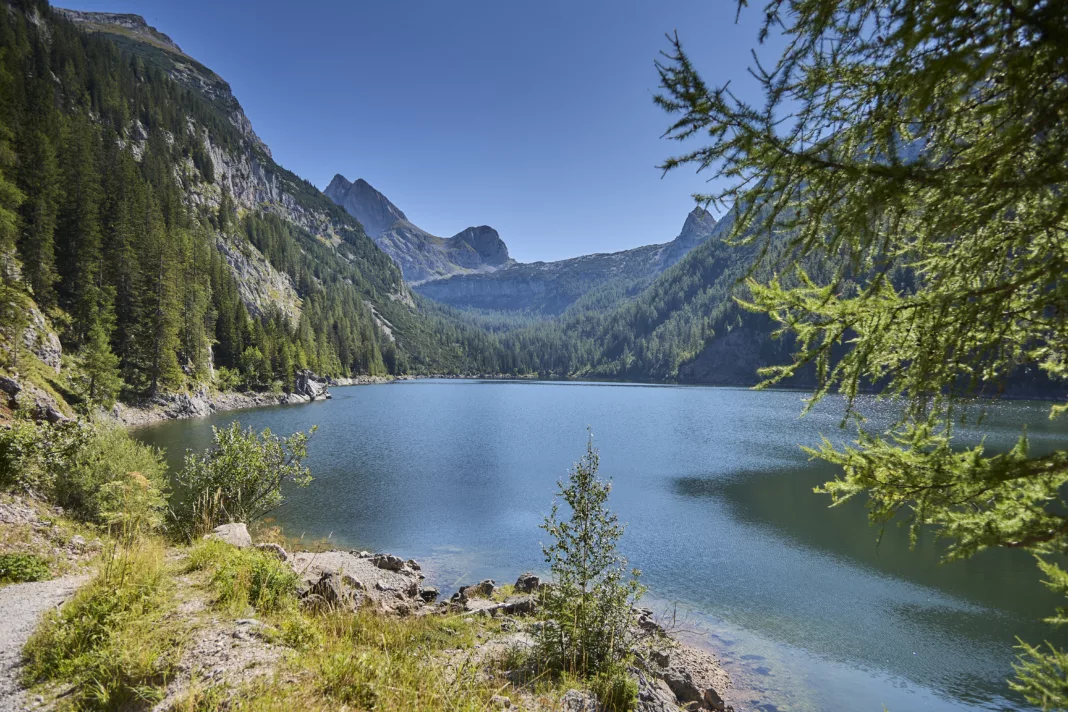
[187,539,300,615]
[173,422,315,536]
[213,366,242,392]
[0,419,167,524]
[590,662,639,712]
[538,434,645,677]
[0,552,50,583]
[23,541,180,710]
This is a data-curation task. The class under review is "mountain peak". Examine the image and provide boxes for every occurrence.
[58,9,185,55]
[323,175,408,237]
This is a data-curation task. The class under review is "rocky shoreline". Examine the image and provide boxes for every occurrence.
[205,523,734,712]
[108,372,394,428]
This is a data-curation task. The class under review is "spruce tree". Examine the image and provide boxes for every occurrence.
[16,130,59,306]
[655,0,1068,705]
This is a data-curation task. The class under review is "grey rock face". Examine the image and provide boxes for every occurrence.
[207,523,252,549]
[293,370,329,400]
[325,175,513,283]
[22,305,61,374]
[324,175,408,238]
[514,573,541,593]
[371,553,406,572]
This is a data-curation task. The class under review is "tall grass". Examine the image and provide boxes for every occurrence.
[22,540,182,710]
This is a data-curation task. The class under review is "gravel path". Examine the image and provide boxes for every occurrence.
[0,576,87,711]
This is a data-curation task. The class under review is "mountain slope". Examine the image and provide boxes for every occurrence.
[325,174,512,283]
[0,0,517,412]
[416,207,718,316]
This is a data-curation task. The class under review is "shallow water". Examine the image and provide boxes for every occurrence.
[136,380,1068,711]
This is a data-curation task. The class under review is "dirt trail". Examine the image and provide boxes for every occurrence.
[0,576,87,711]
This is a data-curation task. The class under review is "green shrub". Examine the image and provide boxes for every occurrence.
[173,422,315,537]
[23,542,180,710]
[187,539,300,614]
[0,419,167,524]
[0,552,50,583]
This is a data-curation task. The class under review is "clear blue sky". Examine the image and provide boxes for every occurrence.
[59,0,775,262]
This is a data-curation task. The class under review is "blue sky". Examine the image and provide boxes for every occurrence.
[60,1,775,262]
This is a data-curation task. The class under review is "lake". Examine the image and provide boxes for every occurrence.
[135,380,1068,712]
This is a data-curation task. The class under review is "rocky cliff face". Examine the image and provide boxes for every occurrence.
[416,208,717,315]
[59,12,415,328]
[60,9,272,160]
[324,175,408,238]
[325,174,512,284]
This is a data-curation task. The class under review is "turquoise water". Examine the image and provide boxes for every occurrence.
[135,380,1068,711]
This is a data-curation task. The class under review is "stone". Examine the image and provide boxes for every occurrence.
[662,666,702,705]
[205,522,252,548]
[514,572,540,593]
[474,579,496,597]
[308,571,356,609]
[294,370,330,400]
[0,376,20,397]
[371,553,405,571]
[490,694,512,708]
[341,574,365,591]
[418,586,439,602]
[70,535,86,549]
[255,542,288,561]
[502,595,536,615]
[650,649,670,667]
[559,689,600,711]
[406,558,421,571]
[630,666,680,712]
[703,687,726,711]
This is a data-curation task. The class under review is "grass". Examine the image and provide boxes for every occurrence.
[18,536,630,711]
[22,539,184,711]
[186,539,300,615]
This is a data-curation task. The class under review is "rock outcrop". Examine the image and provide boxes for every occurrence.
[325,174,513,284]
[206,523,253,548]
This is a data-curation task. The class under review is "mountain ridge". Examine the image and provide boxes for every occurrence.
[325,173,512,284]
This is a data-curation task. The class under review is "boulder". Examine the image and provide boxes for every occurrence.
[256,542,288,561]
[560,689,600,711]
[0,376,20,397]
[294,370,330,400]
[206,522,252,548]
[371,553,406,571]
[418,586,439,602]
[474,579,496,597]
[406,558,421,571]
[662,666,702,705]
[514,572,540,593]
[308,571,357,609]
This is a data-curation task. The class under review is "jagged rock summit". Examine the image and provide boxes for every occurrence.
[324,175,409,238]
[325,174,512,284]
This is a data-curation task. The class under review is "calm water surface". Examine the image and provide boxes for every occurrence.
[136,380,1068,712]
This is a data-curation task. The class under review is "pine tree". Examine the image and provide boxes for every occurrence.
[16,129,59,306]
[77,299,123,408]
[655,0,1068,704]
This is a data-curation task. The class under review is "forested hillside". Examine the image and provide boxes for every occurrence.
[0,0,836,403]
[0,0,518,412]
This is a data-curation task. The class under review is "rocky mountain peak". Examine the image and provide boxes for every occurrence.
[57,9,184,54]
[324,175,408,238]
[452,226,510,266]
[677,207,718,250]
